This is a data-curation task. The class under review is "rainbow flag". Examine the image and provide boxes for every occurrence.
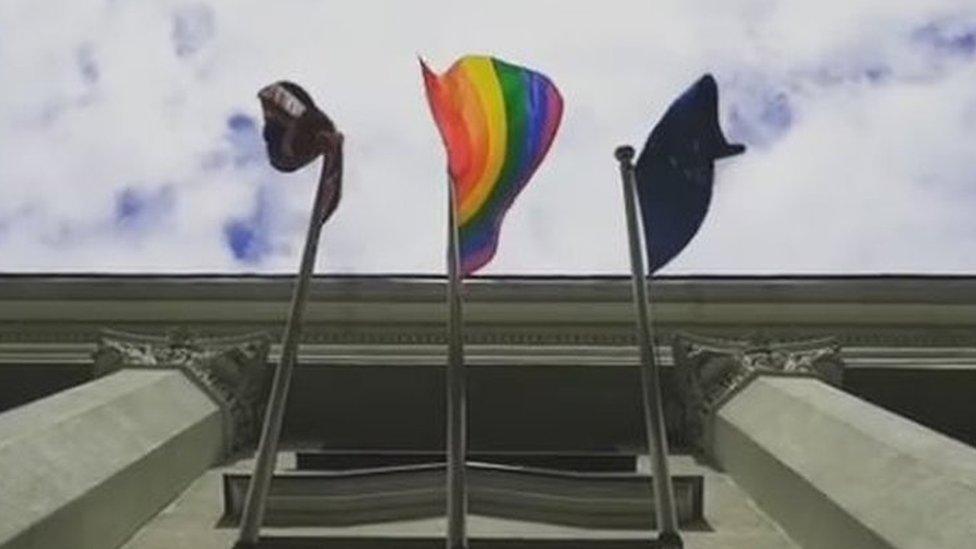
[421,55,563,275]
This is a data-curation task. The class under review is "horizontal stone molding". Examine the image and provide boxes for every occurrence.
[3,340,976,370]
[0,276,975,351]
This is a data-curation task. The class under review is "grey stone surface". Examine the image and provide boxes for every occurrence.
[0,369,223,549]
[714,376,976,549]
[4,276,976,450]
[92,329,272,455]
[2,276,975,549]
[123,454,798,549]
[672,333,843,453]
[3,276,976,351]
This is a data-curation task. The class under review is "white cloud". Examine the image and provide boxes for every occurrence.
[0,0,974,273]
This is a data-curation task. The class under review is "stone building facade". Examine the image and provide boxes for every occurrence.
[1,275,975,548]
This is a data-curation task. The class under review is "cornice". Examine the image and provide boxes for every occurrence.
[4,339,976,370]
[4,326,976,348]
[1,274,976,306]
[0,276,974,363]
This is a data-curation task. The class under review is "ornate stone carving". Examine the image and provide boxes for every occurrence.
[92,329,272,458]
[672,332,844,454]
[5,319,976,352]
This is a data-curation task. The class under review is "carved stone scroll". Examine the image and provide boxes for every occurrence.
[92,328,272,458]
[672,332,844,454]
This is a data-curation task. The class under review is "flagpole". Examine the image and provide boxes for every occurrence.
[615,145,682,548]
[235,151,337,548]
[445,172,468,549]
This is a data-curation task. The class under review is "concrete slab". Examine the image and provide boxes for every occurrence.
[715,376,976,549]
[0,370,223,549]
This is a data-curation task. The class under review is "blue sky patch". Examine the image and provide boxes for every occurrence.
[914,19,976,58]
[171,3,216,58]
[76,44,98,85]
[224,219,268,263]
[225,113,263,167]
[113,185,175,231]
[726,85,794,148]
[223,185,274,263]
[863,65,892,83]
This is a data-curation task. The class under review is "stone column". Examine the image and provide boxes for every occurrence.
[0,331,270,549]
[673,333,976,549]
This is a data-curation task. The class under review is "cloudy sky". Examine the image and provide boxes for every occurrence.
[1,0,975,274]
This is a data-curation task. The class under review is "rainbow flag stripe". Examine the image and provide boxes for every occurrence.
[422,55,563,275]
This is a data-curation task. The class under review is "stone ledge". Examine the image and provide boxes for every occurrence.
[715,376,976,549]
[0,370,223,549]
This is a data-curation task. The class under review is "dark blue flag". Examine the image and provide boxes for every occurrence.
[635,74,745,274]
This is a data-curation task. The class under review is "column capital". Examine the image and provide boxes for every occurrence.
[672,332,844,453]
[92,329,272,458]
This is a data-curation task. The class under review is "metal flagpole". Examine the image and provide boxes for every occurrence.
[614,145,683,548]
[445,173,469,549]
[235,154,337,548]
